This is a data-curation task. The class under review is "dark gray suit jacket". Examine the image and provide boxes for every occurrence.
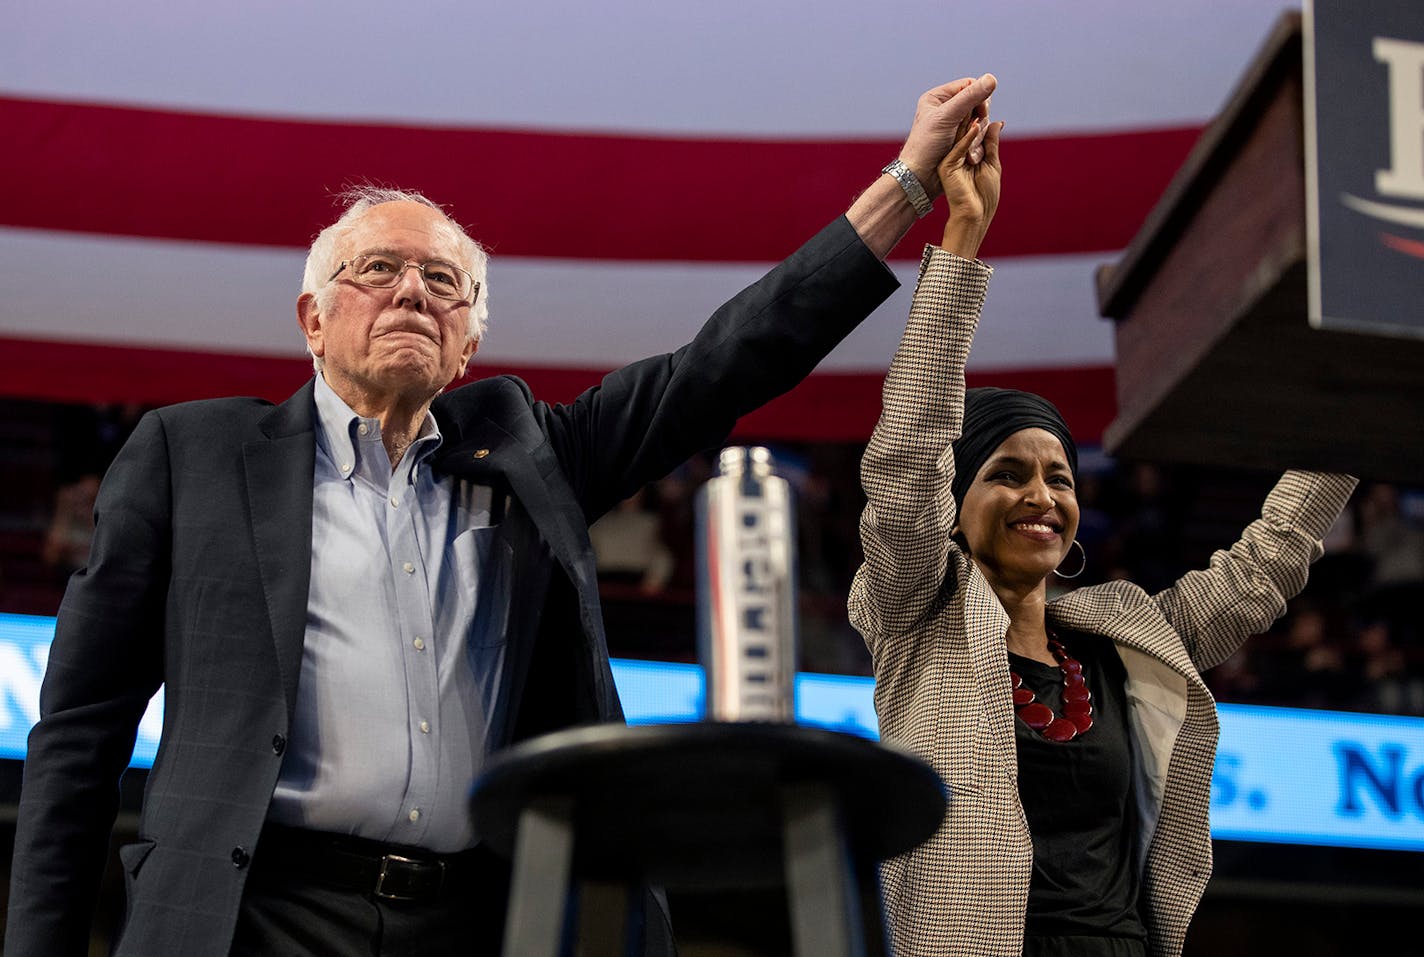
[7,216,898,957]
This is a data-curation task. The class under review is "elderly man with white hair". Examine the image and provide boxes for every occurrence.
[8,75,999,957]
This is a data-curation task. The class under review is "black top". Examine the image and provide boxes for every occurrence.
[1009,632,1148,954]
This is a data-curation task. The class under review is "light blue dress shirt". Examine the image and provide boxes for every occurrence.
[267,374,511,852]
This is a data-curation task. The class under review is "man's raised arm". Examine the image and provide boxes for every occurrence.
[848,73,998,259]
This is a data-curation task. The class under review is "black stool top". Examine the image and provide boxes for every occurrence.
[469,722,946,888]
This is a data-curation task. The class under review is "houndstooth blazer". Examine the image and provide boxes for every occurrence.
[849,247,1357,957]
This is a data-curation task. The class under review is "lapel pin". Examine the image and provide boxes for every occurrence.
[473,449,490,459]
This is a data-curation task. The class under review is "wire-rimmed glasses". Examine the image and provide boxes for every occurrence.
[327,253,480,305]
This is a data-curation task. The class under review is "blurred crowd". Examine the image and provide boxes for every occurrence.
[1208,480,1424,716]
[2,402,1421,717]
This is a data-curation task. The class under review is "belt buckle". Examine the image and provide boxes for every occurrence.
[374,852,444,901]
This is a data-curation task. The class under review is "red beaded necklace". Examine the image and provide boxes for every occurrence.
[1009,636,1094,742]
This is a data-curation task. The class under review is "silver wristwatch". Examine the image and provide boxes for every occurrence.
[881,159,934,218]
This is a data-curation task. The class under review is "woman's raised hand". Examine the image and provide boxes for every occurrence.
[937,115,1004,259]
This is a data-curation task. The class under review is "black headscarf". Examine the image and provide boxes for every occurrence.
[951,387,1078,510]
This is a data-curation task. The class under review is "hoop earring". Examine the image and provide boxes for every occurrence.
[1055,540,1087,580]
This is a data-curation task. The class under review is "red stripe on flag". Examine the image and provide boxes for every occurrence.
[0,95,1199,262]
[742,365,1117,444]
[0,336,1114,443]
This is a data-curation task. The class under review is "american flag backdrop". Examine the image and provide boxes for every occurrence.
[1,0,1300,442]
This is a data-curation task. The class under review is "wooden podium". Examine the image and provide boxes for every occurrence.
[1096,12,1424,482]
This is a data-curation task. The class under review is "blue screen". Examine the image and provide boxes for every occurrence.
[6,612,1423,852]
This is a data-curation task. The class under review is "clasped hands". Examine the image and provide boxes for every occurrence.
[898,74,1005,258]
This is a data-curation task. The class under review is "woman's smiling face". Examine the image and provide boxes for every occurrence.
[957,427,1079,591]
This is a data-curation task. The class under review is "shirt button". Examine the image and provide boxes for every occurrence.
[403,561,415,574]
[413,637,425,651]
[358,423,369,436]
[340,463,351,474]
[419,720,430,734]
[408,809,421,823]
[390,496,399,508]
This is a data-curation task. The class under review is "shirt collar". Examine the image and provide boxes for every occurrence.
[313,373,444,484]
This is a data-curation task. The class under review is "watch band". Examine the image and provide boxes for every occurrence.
[881,159,934,218]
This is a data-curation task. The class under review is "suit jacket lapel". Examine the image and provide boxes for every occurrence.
[244,380,317,715]
[433,413,617,744]
[1049,586,1196,855]
[433,417,593,595]
[1049,588,1199,685]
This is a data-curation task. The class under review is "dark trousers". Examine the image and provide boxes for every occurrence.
[231,831,509,957]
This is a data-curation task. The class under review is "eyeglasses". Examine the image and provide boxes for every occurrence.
[327,253,480,305]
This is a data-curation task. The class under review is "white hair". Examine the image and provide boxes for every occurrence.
[301,186,490,372]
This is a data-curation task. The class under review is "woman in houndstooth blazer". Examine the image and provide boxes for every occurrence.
[849,119,1357,956]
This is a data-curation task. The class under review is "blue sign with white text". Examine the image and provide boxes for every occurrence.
[5,612,1422,852]
[1209,703,1424,851]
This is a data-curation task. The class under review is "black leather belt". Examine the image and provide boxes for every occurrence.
[255,825,499,903]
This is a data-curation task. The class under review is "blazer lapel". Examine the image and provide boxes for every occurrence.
[243,380,317,715]
[433,417,594,595]
[1049,588,1199,684]
[1049,587,1198,860]
[433,414,617,744]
